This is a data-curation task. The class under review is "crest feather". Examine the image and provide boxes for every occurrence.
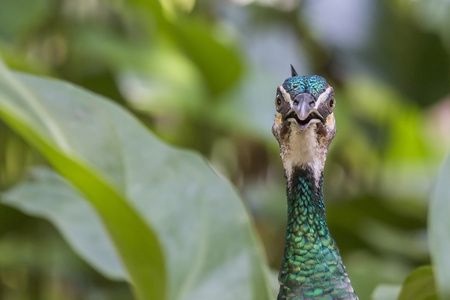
[290,64,298,77]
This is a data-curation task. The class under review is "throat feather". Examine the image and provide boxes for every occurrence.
[281,126,326,188]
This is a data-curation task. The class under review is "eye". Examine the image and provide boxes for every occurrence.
[328,97,335,109]
[275,94,283,107]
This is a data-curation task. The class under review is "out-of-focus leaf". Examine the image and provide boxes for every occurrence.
[399,0,450,52]
[0,0,51,42]
[344,252,410,300]
[172,21,242,96]
[216,70,276,143]
[429,153,450,299]
[0,59,273,300]
[371,284,401,300]
[367,1,450,106]
[397,266,437,300]
[0,60,165,300]
[343,75,444,201]
[160,0,196,16]
[70,28,206,116]
[129,0,242,96]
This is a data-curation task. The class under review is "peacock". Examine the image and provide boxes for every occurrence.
[272,66,358,300]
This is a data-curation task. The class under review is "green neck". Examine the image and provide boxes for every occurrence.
[278,166,357,300]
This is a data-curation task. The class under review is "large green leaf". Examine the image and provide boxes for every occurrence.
[429,153,450,299]
[0,60,165,300]
[0,59,273,299]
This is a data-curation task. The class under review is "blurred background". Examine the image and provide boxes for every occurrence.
[0,0,450,299]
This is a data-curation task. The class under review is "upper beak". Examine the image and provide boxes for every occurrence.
[292,93,316,120]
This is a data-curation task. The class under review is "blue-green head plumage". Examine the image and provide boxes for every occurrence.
[282,75,328,100]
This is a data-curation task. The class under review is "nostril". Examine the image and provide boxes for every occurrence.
[293,99,299,106]
[309,100,315,107]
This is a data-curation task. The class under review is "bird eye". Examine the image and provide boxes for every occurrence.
[276,94,283,107]
[329,97,335,109]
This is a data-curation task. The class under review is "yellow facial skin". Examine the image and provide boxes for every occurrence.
[275,112,283,126]
[326,114,335,127]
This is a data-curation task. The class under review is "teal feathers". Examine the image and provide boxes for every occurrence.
[282,76,328,100]
[277,168,357,300]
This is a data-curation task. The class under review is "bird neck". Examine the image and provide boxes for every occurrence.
[278,165,357,299]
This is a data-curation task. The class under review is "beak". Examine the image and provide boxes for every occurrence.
[292,93,315,120]
[284,93,324,128]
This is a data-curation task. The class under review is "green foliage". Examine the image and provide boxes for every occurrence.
[0,60,272,300]
[371,150,450,300]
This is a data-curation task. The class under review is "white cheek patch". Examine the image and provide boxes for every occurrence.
[314,86,334,109]
[278,85,292,104]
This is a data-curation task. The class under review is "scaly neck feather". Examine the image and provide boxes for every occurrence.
[277,166,357,300]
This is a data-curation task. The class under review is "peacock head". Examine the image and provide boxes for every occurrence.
[272,66,337,184]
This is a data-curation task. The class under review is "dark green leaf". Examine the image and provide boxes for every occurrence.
[173,21,242,96]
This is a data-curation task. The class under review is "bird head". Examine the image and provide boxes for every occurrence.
[272,66,336,184]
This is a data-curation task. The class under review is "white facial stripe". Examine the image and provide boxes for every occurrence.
[280,85,332,109]
[278,85,292,104]
[314,86,333,109]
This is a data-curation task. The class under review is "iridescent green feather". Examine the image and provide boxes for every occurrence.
[277,168,357,300]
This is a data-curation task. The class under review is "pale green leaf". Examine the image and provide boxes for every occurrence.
[2,168,126,280]
[430,153,450,299]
